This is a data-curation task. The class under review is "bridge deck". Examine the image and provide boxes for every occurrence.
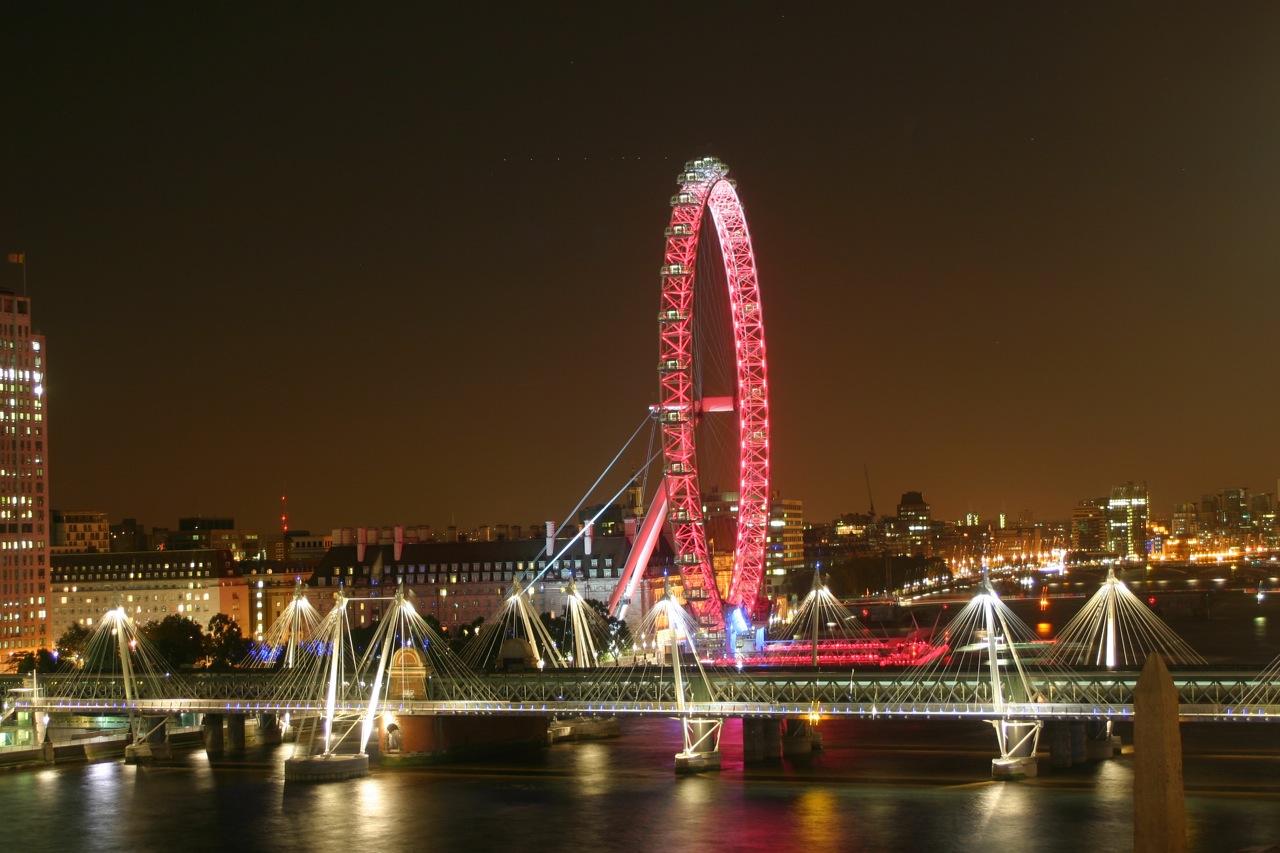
[7,668,1279,721]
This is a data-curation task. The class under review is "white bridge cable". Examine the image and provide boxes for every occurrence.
[546,410,657,544]
[1240,651,1280,708]
[247,579,321,669]
[356,583,498,751]
[48,605,193,705]
[568,578,722,709]
[461,585,568,671]
[885,577,1110,710]
[519,440,667,596]
[1050,568,1206,668]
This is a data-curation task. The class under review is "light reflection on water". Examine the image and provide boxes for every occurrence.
[0,717,1277,852]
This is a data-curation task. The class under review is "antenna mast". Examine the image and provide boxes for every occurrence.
[863,462,875,517]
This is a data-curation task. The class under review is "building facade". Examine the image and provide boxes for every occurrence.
[312,531,673,633]
[1108,481,1149,560]
[765,494,804,604]
[52,510,110,554]
[50,549,242,637]
[0,290,49,664]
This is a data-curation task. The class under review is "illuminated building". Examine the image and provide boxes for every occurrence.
[1107,481,1149,560]
[52,510,110,554]
[49,549,243,634]
[1171,503,1197,538]
[1070,499,1108,553]
[765,494,804,604]
[314,528,671,632]
[240,562,315,642]
[893,491,932,557]
[165,517,262,561]
[0,290,49,663]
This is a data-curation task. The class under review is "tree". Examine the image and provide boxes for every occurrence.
[56,622,91,662]
[11,649,58,673]
[586,598,632,657]
[450,616,483,655]
[140,614,205,669]
[204,614,252,670]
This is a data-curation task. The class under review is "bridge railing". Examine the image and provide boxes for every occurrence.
[9,666,1278,721]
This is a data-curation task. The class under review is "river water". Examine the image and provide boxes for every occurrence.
[2,599,1279,852]
[2,716,1279,853]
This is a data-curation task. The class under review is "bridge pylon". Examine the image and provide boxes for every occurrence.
[281,589,369,782]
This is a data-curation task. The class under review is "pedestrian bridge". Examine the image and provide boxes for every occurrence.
[10,667,1280,722]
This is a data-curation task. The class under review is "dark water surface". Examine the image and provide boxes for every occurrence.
[3,715,1279,853]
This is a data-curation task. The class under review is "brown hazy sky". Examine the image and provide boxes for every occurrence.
[4,3,1280,535]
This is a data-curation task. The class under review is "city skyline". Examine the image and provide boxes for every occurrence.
[4,5,1280,535]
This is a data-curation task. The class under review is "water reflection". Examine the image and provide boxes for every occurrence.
[1,718,1279,852]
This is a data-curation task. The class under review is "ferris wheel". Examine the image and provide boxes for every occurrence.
[654,157,771,631]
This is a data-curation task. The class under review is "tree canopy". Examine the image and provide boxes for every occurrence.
[140,614,205,669]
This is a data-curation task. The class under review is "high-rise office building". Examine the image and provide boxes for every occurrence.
[1070,499,1108,552]
[1107,481,1149,560]
[0,289,49,663]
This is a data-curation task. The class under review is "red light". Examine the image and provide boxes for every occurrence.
[1148,597,1157,605]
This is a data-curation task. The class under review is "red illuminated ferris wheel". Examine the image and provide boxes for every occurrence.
[655,157,770,631]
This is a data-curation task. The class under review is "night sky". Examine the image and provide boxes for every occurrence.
[4,4,1280,536]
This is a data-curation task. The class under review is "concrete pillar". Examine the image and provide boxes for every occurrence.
[742,718,764,763]
[257,713,283,744]
[761,719,781,761]
[226,715,246,753]
[1069,720,1087,765]
[674,719,722,773]
[781,718,813,758]
[1085,719,1115,761]
[202,714,225,756]
[990,720,1040,779]
[127,716,171,762]
[742,718,781,763]
[1134,653,1186,853]
[1048,720,1073,768]
[144,716,168,746]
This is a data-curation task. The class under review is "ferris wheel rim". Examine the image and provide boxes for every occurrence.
[656,157,770,630]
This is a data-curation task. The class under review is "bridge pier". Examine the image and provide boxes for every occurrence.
[125,716,172,763]
[202,714,225,757]
[257,713,283,745]
[226,715,246,753]
[989,719,1040,780]
[1048,720,1073,768]
[674,719,722,773]
[781,718,816,758]
[1086,719,1120,761]
[742,718,781,763]
[1047,719,1119,769]
[376,714,549,766]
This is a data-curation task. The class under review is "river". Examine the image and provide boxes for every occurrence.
[1,714,1278,852]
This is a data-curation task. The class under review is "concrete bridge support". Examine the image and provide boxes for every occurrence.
[742,718,782,763]
[781,718,816,758]
[1048,720,1073,768]
[202,714,225,757]
[1047,719,1119,769]
[674,719,721,774]
[1086,719,1120,760]
[125,716,172,763]
[990,719,1040,780]
[226,715,246,753]
[1070,720,1087,764]
[257,714,283,745]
